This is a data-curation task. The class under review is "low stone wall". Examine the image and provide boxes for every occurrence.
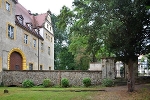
[1,70,102,86]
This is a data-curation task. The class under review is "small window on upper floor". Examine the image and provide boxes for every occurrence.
[50,27,51,31]
[33,39,36,48]
[51,37,52,42]
[6,2,10,11]
[47,24,49,29]
[48,46,50,55]
[46,34,47,39]
[8,24,14,39]
[41,42,43,51]
[24,34,28,44]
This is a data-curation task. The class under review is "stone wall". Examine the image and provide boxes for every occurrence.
[1,70,102,86]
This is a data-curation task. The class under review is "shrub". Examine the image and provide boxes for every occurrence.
[102,78,114,87]
[43,79,51,87]
[22,79,34,88]
[82,77,91,87]
[61,78,69,87]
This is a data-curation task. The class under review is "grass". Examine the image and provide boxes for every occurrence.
[0,86,103,100]
[0,84,150,100]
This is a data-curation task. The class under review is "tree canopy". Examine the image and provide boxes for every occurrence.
[57,0,150,91]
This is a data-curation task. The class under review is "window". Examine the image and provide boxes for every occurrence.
[49,67,51,70]
[47,24,49,29]
[40,65,43,70]
[29,63,33,70]
[24,34,28,44]
[6,2,10,11]
[8,24,14,39]
[50,27,51,31]
[18,16,23,24]
[27,23,32,30]
[33,39,36,47]
[51,37,52,42]
[34,28,38,33]
[41,42,43,51]
[48,47,50,55]
[46,34,47,39]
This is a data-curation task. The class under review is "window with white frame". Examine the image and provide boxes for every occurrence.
[6,2,10,11]
[24,34,28,44]
[8,25,14,39]
[33,39,36,47]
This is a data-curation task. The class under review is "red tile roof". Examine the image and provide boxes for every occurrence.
[15,2,48,40]
[35,13,47,27]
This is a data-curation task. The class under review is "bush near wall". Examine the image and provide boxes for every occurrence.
[82,77,91,87]
[61,78,69,87]
[22,79,34,88]
[43,79,51,87]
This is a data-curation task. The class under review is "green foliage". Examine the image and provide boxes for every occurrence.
[58,47,77,70]
[22,79,34,88]
[42,79,51,87]
[102,78,114,87]
[61,78,69,87]
[82,78,91,87]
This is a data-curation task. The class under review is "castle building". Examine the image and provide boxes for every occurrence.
[0,0,54,71]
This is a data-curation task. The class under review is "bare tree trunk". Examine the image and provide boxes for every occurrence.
[127,59,135,92]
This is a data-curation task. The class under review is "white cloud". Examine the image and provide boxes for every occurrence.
[18,0,74,15]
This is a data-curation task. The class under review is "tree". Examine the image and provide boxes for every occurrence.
[51,14,65,69]
[103,0,150,92]
[57,0,150,92]
[57,1,112,64]
[58,47,76,70]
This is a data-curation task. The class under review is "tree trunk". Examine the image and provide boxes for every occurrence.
[127,59,135,92]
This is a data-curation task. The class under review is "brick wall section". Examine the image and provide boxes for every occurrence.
[1,70,102,86]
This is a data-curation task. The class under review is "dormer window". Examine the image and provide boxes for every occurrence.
[34,28,39,33]
[16,15,24,24]
[26,23,32,30]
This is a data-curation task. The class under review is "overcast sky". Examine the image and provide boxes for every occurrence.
[18,0,74,15]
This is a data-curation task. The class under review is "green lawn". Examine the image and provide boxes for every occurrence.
[0,85,150,100]
[0,86,103,100]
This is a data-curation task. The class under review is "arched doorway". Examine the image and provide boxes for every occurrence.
[8,48,27,70]
[10,51,22,70]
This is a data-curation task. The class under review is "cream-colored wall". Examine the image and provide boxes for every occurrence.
[0,0,54,70]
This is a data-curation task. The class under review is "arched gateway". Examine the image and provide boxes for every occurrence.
[8,48,27,70]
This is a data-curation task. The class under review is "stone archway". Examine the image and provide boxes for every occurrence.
[8,48,27,70]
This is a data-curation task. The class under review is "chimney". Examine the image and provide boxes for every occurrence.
[28,10,31,15]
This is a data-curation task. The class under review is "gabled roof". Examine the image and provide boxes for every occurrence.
[35,13,47,27]
[15,2,49,40]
